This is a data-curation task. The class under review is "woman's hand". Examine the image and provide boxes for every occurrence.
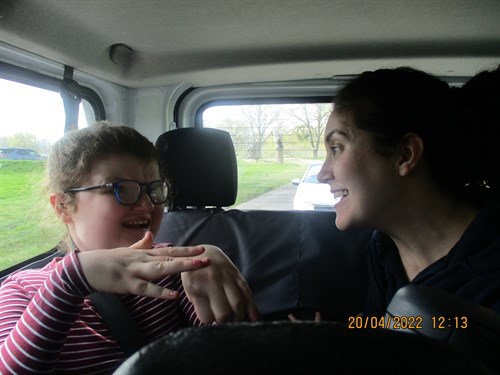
[181,244,260,324]
[77,231,210,299]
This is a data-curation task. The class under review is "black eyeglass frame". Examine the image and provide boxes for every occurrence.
[65,179,168,206]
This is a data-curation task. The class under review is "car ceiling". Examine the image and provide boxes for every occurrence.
[0,0,499,88]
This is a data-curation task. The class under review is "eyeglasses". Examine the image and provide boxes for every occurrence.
[65,179,168,206]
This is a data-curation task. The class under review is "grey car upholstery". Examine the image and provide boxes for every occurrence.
[155,127,372,321]
[156,208,372,321]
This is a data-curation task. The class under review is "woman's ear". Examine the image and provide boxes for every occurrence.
[50,193,73,224]
[397,133,424,176]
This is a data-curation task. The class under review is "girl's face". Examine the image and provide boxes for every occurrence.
[59,154,164,251]
[317,112,400,231]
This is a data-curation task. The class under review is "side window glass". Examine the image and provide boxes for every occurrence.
[0,78,91,272]
[203,102,333,211]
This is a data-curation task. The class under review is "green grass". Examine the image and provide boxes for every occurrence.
[0,158,312,272]
[234,159,309,206]
[0,160,64,271]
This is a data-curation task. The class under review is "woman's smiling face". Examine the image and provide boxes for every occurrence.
[63,154,165,251]
[317,112,400,231]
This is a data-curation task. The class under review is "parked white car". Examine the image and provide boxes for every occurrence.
[292,161,335,211]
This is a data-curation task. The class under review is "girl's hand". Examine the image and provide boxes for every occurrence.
[77,231,210,299]
[181,244,260,323]
[288,311,322,322]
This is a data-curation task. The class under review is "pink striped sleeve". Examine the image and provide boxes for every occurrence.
[154,242,204,325]
[0,252,93,374]
[172,276,206,327]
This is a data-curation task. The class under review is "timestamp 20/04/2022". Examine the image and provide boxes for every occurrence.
[347,315,468,330]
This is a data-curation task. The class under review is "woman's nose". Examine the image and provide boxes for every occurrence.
[317,161,331,183]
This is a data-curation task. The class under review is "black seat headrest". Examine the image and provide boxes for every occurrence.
[155,128,237,210]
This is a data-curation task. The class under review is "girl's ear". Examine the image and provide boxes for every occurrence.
[50,193,73,224]
[397,133,424,176]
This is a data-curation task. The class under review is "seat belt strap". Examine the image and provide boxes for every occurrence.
[89,292,148,357]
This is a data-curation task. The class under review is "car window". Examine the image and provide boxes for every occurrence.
[203,102,331,210]
[303,164,322,183]
[304,172,319,184]
[0,79,92,272]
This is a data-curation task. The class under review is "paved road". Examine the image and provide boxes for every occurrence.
[235,183,298,211]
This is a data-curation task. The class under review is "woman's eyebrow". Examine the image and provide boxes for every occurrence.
[325,129,350,142]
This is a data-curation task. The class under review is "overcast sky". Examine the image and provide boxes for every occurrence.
[0,78,86,144]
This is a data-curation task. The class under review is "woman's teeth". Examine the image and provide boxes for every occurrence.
[332,190,349,205]
[333,190,349,199]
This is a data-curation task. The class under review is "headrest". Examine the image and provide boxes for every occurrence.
[155,127,237,209]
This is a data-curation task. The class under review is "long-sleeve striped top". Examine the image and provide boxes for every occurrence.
[0,250,203,374]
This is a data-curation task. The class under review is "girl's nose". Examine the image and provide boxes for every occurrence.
[133,190,155,210]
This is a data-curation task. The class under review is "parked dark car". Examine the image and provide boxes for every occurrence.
[0,147,45,161]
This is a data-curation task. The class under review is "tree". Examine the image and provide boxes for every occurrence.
[273,128,284,163]
[8,132,38,149]
[241,105,281,161]
[288,103,331,158]
[211,118,251,158]
[3,132,52,155]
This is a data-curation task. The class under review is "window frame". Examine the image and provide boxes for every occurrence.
[0,63,106,274]
[174,78,348,128]
[174,75,470,129]
[0,61,106,125]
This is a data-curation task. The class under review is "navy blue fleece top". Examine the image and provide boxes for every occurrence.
[364,201,500,316]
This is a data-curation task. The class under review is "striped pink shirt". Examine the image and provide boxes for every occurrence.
[0,250,204,374]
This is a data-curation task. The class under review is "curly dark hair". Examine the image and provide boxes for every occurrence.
[333,65,500,206]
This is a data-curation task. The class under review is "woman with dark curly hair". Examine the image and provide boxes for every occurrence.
[317,66,500,316]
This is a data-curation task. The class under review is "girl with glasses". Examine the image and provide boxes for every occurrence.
[0,122,259,374]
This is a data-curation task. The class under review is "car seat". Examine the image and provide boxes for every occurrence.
[155,127,373,321]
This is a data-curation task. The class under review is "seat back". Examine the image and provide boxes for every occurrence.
[156,209,372,321]
[155,127,372,320]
